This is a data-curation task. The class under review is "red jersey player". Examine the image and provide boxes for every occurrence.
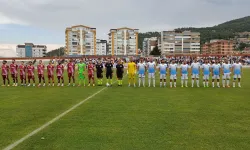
[87,60,95,86]
[10,59,18,86]
[37,60,46,87]
[27,61,35,87]
[67,59,75,86]
[56,61,64,86]
[47,61,55,86]
[19,61,27,86]
[1,61,10,86]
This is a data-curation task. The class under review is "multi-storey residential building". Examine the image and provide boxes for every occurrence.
[96,39,107,55]
[202,40,235,54]
[143,37,158,56]
[108,27,139,56]
[159,31,200,54]
[65,25,96,56]
[16,43,47,58]
[237,38,250,44]
[242,48,250,54]
[238,32,250,38]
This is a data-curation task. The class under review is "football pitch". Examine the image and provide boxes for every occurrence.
[1,69,250,150]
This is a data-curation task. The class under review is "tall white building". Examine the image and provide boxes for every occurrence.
[108,27,139,56]
[160,31,200,54]
[16,43,47,58]
[65,25,96,56]
[96,39,107,55]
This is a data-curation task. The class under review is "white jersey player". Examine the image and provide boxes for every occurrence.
[137,59,146,87]
[158,59,168,87]
[222,59,232,88]
[191,59,200,87]
[147,59,156,87]
[169,60,177,88]
[232,60,242,88]
[201,60,211,87]
[180,61,189,88]
[211,60,221,88]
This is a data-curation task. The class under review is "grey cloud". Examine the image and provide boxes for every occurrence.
[203,0,250,5]
[203,0,234,5]
[0,0,250,40]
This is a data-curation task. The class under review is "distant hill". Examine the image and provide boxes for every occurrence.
[46,47,65,57]
[175,16,250,44]
[138,16,250,49]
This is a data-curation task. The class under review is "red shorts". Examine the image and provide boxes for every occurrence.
[2,75,8,79]
[28,75,34,79]
[38,74,44,78]
[11,74,17,78]
[88,74,94,79]
[20,74,26,80]
[68,73,74,78]
[48,75,54,79]
[57,76,63,79]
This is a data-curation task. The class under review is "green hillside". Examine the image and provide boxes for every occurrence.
[138,16,250,49]
[46,47,65,57]
[176,16,250,44]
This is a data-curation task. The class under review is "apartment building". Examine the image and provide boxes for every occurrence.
[202,40,235,54]
[159,31,200,54]
[65,25,96,56]
[238,32,250,38]
[237,38,250,44]
[16,43,47,58]
[96,39,107,55]
[143,37,158,56]
[108,27,139,56]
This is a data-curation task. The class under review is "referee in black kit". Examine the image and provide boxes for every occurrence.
[116,59,124,86]
[105,58,113,86]
[96,59,103,86]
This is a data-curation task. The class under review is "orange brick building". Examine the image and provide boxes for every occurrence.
[202,40,235,54]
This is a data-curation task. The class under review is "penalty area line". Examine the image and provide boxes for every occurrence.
[3,87,107,150]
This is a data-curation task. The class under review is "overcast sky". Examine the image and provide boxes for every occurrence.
[0,0,250,46]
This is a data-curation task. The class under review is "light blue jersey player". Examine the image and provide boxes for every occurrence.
[222,59,232,88]
[158,59,168,87]
[232,60,242,88]
[191,59,200,87]
[169,60,177,88]
[180,61,189,88]
[211,60,221,88]
[147,59,156,87]
[202,60,211,87]
[137,59,146,87]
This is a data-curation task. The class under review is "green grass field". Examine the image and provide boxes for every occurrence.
[1,69,250,150]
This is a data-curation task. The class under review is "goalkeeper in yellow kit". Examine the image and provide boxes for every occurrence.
[127,58,137,87]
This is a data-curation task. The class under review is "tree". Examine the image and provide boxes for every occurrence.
[138,32,160,49]
[175,16,250,44]
[150,46,161,56]
[46,47,65,57]
[238,43,250,51]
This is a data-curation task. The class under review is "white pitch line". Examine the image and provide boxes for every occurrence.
[3,87,107,150]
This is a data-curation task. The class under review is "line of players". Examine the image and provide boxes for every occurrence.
[1,58,243,88]
[1,59,122,87]
[134,58,242,88]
